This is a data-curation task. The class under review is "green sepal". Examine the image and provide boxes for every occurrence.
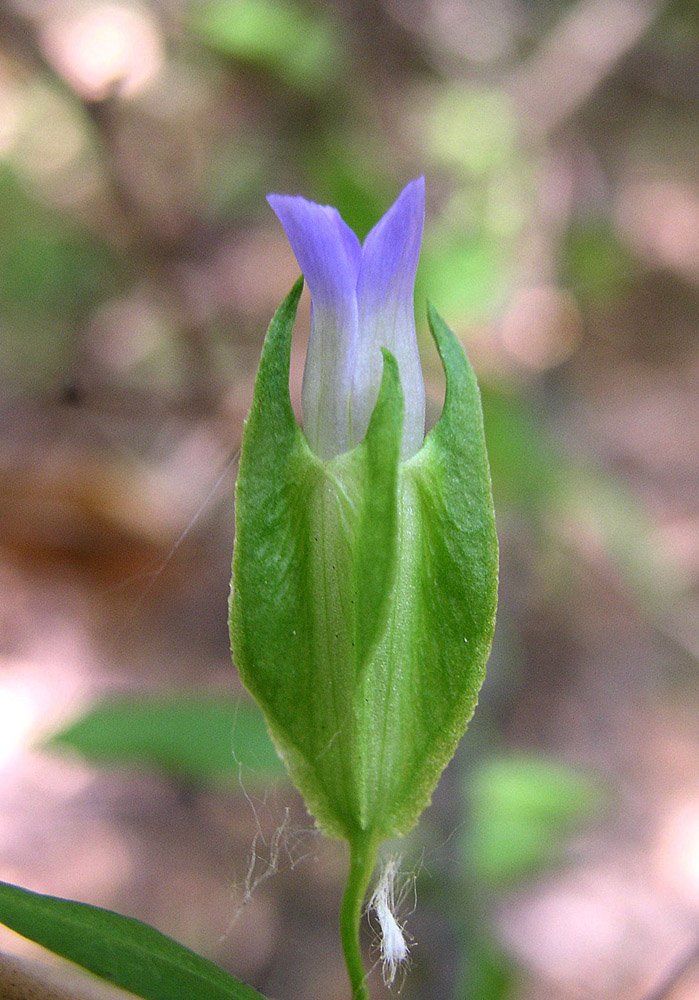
[352,304,498,837]
[230,286,497,843]
[230,280,403,839]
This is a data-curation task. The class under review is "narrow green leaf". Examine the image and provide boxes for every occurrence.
[43,694,285,785]
[0,881,267,1000]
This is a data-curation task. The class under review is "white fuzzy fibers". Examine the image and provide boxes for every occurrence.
[368,856,412,987]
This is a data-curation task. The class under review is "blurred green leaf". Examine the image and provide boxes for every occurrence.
[0,165,122,384]
[419,234,510,322]
[465,755,601,885]
[461,936,518,1000]
[428,87,518,175]
[480,384,560,513]
[562,469,695,642]
[44,693,286,785]
[0,167,119,313]
[205,136,272,216]
[0,880,267,1000]
[306,147,391,240]
[563,221,635,304]
[195,0,342,91]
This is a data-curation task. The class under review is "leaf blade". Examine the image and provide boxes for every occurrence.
[0,881,267,1000]
[43,694,286,785]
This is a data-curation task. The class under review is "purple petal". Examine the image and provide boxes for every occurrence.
[351,177,425,459]
[267,194,361,459]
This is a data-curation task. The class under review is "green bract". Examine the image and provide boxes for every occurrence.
[230,278,498,844]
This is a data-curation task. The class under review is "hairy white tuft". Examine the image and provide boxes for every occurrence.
[368,855,413,987]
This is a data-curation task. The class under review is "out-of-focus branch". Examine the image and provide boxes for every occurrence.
[507,0,664,137]
[0,3,177,254]
[0,2,223,412]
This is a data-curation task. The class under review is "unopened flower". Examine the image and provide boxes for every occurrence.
[267,177,425,461]
[231,179,498,997]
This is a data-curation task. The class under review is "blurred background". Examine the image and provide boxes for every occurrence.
[0,1,698,998]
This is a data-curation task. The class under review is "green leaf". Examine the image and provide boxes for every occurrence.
[563,221,634,304]
[427,86,518,175]
[461,936,518,1000]
[418,233,510,322]
[43,693,286,785]
[0,881,267,1000]
[195,0,341,92]
[0,164,123,387]
[480,383,561,513]
[465,755,602,885]
[231,284,497,843]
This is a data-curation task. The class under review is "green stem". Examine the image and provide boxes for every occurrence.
[340,832,379,1000]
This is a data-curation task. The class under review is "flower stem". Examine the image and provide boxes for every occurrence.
[340,832,379,1000]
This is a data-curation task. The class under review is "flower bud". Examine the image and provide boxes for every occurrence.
[230,184,497,847]
[267,178,425,461]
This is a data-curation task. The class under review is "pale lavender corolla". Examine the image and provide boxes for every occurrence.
[267,177,426,462]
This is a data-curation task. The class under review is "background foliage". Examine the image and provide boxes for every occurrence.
[0,1,697,998]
